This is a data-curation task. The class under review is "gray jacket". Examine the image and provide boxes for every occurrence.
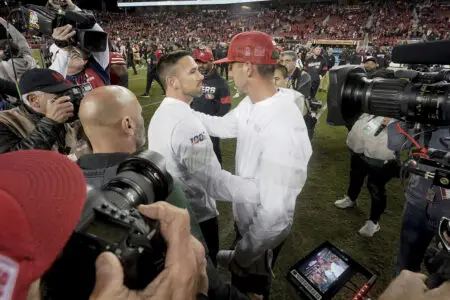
[388,121,450,221]
[0,18,36,82]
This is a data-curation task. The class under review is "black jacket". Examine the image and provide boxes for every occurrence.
[0,105,67,154]
[77,153,250,300]
[289,67,311,98]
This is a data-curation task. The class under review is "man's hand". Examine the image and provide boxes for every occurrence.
[45,96,74,124]
[52,25,76,43]
[379,270,450,300]
[89,202,206,300]
[47,0,74,10]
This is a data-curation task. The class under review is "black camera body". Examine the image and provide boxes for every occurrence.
[40,151,173,300]
[10,4,107,52]
[424,217,450,288]
[58,82,92,119]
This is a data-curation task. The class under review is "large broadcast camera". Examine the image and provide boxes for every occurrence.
[8,4,107,52]
[326,40,450,289]
[40,150,173,300]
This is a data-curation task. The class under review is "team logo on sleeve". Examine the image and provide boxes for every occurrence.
[202,86,216,100]
[190,132,206,144]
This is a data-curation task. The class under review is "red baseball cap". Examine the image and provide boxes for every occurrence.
[0,150,86,300]
[193,49,214,63]
[213,31,279,65]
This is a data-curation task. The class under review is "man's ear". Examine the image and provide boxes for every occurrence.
[27,94,41,108]
[121,116,136,136]
[168,76,180,90]
[245,62,254,77]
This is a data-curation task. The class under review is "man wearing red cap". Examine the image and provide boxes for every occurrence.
[191,49,231,165]
[195,31,313,299]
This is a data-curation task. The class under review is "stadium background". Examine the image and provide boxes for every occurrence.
[27,0,425,296]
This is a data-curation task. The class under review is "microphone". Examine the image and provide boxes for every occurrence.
[392,40,450,65]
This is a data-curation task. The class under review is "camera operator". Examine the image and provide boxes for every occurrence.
[334,114,399,237]
[388,121,450,274]
[0,17,36,82]
[379,270,450,300]
[279,50,311,98]
[49,1,109,89]
[148,50,261,267]
[0,149,208,300]
[0,68,90,157]
[75,85,250,300]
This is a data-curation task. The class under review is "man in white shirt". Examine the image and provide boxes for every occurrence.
[147,50,259,266]
[195,31,312,299]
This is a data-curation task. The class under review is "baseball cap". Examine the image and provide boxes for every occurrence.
[19,69,74,95]
[193,49,213,63]
[213,31,279,65]
[0,150,86,300]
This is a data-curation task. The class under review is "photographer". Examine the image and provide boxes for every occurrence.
[49,1,109,89]
[0,149,207,300]
[0,68,90,157]
[334,114,399,237]
[0,17,36,82]
[388,121,450,274]
[75,85,249,300]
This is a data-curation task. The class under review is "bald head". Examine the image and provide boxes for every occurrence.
[79,85,146,154]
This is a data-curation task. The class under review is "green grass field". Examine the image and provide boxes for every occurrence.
[127,67,406,299]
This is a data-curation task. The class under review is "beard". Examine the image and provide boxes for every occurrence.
[135,121,147,152]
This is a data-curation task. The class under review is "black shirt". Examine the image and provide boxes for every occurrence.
[191,70,231,117]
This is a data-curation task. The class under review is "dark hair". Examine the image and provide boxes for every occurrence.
[274,64,288,78]
[256,64,276,78]
[156,50,191,90]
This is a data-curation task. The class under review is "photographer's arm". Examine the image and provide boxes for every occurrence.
[0,118,63,154]
[0,17,32,57]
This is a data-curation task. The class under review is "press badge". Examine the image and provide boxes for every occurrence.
[363,118,382,136]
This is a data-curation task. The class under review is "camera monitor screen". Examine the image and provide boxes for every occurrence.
[297,247,349,293]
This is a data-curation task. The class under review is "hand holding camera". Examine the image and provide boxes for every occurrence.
[47,0,75,10]
[45,96,74,123]
[52,24,76,48]
[89,202,207,300]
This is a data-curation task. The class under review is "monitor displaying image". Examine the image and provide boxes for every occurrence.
[297,247,349,293]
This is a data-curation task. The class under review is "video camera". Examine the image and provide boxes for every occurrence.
[9,4,107,52]
[40,150,173,300]
[326,40,450,289]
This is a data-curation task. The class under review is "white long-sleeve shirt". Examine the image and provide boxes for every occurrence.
[194,88,312,270]
[147,97,259,223]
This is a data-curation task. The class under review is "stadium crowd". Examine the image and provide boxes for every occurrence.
[0,0,450,300]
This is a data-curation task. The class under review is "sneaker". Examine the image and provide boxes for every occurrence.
[233,92,240,98]
[359,220,380,237]
[140,94,150,97]
[334,195,355,209]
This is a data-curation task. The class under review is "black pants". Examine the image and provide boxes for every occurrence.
[145,69,165,94]
[199,217,219,267]
[211,136,222,165]
[128,57,137,75]
[347,152,398,222]
[231,226,285,300]
[219,63,228,80]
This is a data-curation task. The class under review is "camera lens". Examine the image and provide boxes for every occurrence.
[102,150,173,210]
